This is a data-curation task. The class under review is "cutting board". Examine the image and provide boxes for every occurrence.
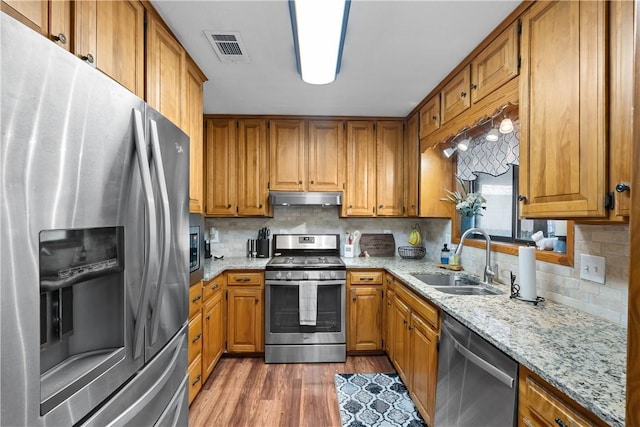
[359,234,396,257]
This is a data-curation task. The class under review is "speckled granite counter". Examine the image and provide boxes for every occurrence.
[204,256,627,426]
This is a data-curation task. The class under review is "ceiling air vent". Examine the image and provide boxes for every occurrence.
[204,31,250,63]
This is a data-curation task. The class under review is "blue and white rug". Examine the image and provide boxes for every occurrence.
[334,373,427,427]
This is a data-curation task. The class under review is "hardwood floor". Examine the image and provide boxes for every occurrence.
[189,355,395,427]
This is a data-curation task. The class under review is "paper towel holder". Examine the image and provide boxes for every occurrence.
[509,272,545,305]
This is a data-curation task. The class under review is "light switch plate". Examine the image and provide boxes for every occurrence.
[580,254,606,284]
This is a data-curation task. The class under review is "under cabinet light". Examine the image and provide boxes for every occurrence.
[289,0,351,85]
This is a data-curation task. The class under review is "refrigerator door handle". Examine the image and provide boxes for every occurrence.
[148,118,172,345]
[102,332,185,427]
[132,109,159,359]
[442,320,515,388]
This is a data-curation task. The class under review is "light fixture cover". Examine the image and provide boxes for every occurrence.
[486,128,500,141]
[443,146,457,158]
[290,0,350,85]
[456,138,470,152]
[499,118,514,134]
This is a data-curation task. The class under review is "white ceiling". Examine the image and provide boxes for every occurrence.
[151,0,521,117]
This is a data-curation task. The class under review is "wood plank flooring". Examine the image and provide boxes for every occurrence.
[189,355,395,427]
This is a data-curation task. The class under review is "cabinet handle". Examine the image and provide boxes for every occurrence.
[360,277,374,281]
[554,418,568,427]
[310,180,314,184]
[192,295,202,303]
[52,33,67,44]
[408,326,413,331]
[255,298,259,304]
[206,314,210,320]
[236,277,251,282]
[379,205,384,209]
[616,183,630,193]
[81,53,94,64]
[259,204,263,208]
[352,297,357,302]
[298,180,302,185]
[460,91,467,98]
[517,195,527,202]
[432,115,437,121]
[227,204,231,209]
[471,83,477,90]
[403,319,408,324]
[212,284,219,291]
[387,302,392,307]
[192,374,202,387]
[192,333,202,343]
[348,205,353,209]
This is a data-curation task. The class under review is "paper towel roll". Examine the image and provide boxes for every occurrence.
[518,247,537,300]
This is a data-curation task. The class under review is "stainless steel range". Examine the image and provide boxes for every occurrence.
[265,234,346,363]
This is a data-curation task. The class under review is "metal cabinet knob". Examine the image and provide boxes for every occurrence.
[81,53,94,64]
[460,91,467,98]
[517,195,527,202]
[616,183,630,193]
[310,180,314,184]
[432,115,437,121]
[52,33,67,44]
[554,418,568,427]
[471,83,477,90]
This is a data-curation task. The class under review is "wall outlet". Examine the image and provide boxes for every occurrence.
[210,227,219,243]
[580,254,606,284]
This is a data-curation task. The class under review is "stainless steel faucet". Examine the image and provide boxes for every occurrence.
[455,227,495,284]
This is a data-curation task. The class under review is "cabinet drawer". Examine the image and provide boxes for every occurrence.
[187,355,202,405]
[349,271,384,285]
[227,271,263,286]
[188,312,202,365]
[189,283,203,319]
[203,274,225,302]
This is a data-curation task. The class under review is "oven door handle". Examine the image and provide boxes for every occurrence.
[265,280,345,286]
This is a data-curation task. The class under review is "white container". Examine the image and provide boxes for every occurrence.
[344,244,355,258]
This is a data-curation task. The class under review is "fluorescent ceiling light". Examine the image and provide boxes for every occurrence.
[290,0,350,85]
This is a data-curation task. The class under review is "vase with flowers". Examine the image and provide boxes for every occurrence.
[441,177,487,234]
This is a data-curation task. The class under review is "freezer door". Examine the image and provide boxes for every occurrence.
[81,325,188,427]
[1,13,147,426]
[144,107,190,362]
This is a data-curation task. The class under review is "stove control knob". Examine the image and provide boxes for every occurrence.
[319,272,326,279]
[275,272,282,280]
[303,272,309,280]
[330,271,336,279]
[286,272,292,280]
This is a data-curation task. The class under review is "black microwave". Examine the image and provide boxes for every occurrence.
[189,214,204,285]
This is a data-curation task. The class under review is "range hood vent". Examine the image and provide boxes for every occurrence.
[269,192,342,207]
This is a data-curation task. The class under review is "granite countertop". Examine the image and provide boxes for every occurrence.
[204,256,627,426]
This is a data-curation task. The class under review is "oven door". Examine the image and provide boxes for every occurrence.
[265,279,345,345]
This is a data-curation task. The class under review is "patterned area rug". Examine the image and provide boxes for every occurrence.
[334,373,427,427]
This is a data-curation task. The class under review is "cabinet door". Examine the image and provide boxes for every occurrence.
[227,288,263,353]
[419,95,440,138]
[204,119,236,216]
[1,0,48,35]
[186,59,206,214]
[519,1,606,218]
[609,0,633,218]
[409,313,438,427]
[202,290,224,380]
[73,0,96,65]
[440,66,471,124]
[419,144,454,218]
[146,14,185,128]
[344,121,376,216]
[376,121,404,216]
[405,114,419,217]
[269,120,306,191]
[237,120,269,216]
[348,287,383,351]
[391,297,411,385]
[308,120,345,191]
[49,0,71,51]
[470,21,519,103]
[95,0,144,97]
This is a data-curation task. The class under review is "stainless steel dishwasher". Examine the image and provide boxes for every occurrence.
[435,313,518,426]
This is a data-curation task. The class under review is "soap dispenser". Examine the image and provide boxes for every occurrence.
[440,244,450,264]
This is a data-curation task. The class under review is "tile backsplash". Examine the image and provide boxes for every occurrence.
[206,209,629,327]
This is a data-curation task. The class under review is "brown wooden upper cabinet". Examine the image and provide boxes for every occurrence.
[419,144,454,218]
[376,121,405,216]
[519,0,607,218]
[2,0,71,52]
[205,119,269,217]
[185,59,207,214]
[419,95,440,139]
[75,0,145,98]
[405,114,419,217]
[440,66,471,125]
[470,21,519,104]
[146,12,185,128]
[308,120,346,192]
[344,121,377,216]
[269,120,306,191]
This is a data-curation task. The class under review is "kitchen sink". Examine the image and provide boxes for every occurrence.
[410,273,502,296]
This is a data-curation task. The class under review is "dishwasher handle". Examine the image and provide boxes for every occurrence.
[443,320,515,388]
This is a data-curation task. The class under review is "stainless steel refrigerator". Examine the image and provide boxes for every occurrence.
[1,13,190,426]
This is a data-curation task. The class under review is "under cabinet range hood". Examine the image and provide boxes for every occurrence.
[269,191,342,206]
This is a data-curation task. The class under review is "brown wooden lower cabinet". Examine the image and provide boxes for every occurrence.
[348,286,383,351]
[226,287,264,353]
[202,285,224,379]
[187,354,202,405]
[518,366,607,427]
